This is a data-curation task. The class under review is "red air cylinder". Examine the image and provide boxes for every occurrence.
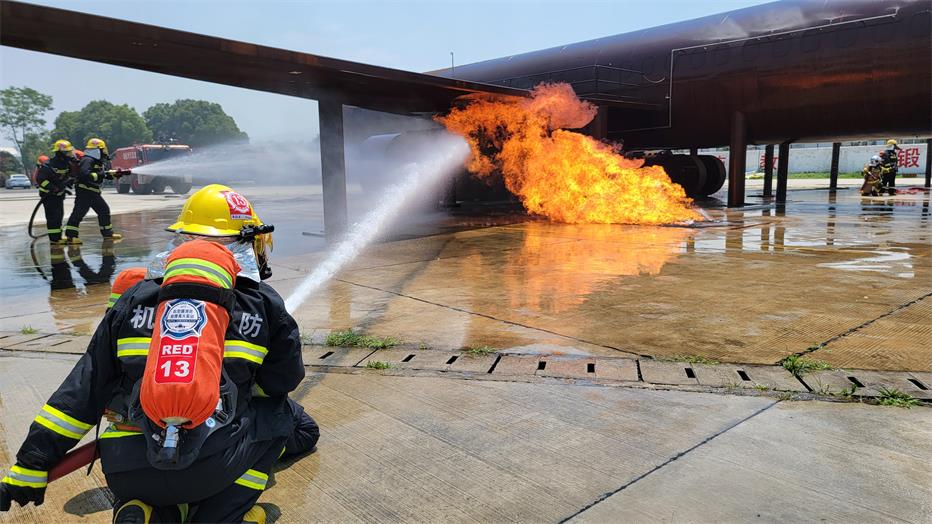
[140,240,240,429]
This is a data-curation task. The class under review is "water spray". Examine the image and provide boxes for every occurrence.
[284,135,469,313]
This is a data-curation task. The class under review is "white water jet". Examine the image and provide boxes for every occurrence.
[284,134,469,313]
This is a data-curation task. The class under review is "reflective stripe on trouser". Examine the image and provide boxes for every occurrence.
[43,194,64,241]
[117,337,151,358]
[164,258,234,288]
[224,340,268,364]
[2,465,48,488]
[34,404,93,439]
[66,190,111,238]
[104,435,286,520]
[234,469,269,491]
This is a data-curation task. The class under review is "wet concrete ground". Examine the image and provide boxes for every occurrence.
[1,182,930,523]
[1,183,929,370]
[272,185,931,371]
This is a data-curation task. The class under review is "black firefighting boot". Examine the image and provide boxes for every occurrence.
[113,499,188,523]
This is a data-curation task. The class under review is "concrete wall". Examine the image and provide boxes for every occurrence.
[696,143,928,176]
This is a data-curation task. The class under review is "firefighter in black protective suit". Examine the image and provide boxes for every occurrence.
[64,138,123,243]
[1,185,319,523]
[880,139,901,196]
[35,140,76,244]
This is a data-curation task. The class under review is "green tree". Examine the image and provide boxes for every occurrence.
[144,99,248,147]
[0,87,53,175]
[21,131,53,170]
[0,150,24,174]
[52,100,152,151]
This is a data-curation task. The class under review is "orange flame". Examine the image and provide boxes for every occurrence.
[437,83,701,225]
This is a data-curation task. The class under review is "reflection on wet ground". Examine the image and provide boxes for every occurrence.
[2,186,930,371]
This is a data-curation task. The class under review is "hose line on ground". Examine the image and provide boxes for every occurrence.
[27,197,46,239]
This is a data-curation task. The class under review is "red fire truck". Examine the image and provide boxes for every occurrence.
[110,143,194,194]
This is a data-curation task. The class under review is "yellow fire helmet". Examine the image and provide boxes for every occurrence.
[167,184,274,279]
[85,137,109,155]
[886,139,897,146]
[52,139,74,153]
[168,184,264,236]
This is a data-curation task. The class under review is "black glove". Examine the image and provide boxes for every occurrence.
[0,465,47,511]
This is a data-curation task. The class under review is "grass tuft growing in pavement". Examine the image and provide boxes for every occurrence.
[659,354,720,365]
[780,355,832,377]
[20,325,38,335]
[365,361,392,370]
[876,387,920,408]
[464,346,497,357]
[326,330,399,349]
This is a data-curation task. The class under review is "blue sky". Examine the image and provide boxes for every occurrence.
[0,0,766,146]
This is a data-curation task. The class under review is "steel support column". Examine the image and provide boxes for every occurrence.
[727,111,746,207]
[776,142,790,203]
[829,142,841,191]
[926,138,931,188]
[319,98,348,239]
[763,145,774,197]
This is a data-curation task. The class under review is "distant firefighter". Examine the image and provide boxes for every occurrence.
[64,138,126,243]
[35,140,77,244]
[860,155,884,197]
[879,139,901,196]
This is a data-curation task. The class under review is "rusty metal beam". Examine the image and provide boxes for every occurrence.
[0,0,525,115]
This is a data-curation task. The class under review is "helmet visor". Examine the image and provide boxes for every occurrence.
[148,234,263,282]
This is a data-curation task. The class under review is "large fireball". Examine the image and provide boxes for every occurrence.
[437,83,701,225]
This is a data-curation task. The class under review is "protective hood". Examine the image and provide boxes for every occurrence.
[86,148,102,160]
[148,234,262,282]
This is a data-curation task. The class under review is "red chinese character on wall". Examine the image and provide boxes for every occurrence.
[898,147,921,168]
[758,155,778,170]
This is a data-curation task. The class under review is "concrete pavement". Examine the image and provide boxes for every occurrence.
[0,355,928,523]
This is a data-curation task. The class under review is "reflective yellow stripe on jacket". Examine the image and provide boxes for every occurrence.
[99,426,143,439]
[107,292,122,308]
[234,469,269,491]
[34,404,93,440]
[2,465,48,489]
[224,340,268,365]
[164,258,234,288]
[117,337,151,358]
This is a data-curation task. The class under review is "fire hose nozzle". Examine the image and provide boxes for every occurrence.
[240,223,274,239]
[104,169,131,180]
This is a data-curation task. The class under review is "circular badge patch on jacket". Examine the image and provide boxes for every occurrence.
[161,299,207,340]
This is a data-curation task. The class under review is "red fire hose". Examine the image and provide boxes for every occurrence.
[48,442,98,482]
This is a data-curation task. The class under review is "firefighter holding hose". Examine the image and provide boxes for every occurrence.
[0,185,317,524]
[63,138,128,243]
[35,140,76,244]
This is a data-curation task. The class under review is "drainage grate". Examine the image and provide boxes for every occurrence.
[402,354,415,363]
[685,367,696,379]
[319,351,333,359]
[537,361,547,371]
[586,363,595,374]
[737,370,751,381]
[446,356,458,365]
[848,376,865,388]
